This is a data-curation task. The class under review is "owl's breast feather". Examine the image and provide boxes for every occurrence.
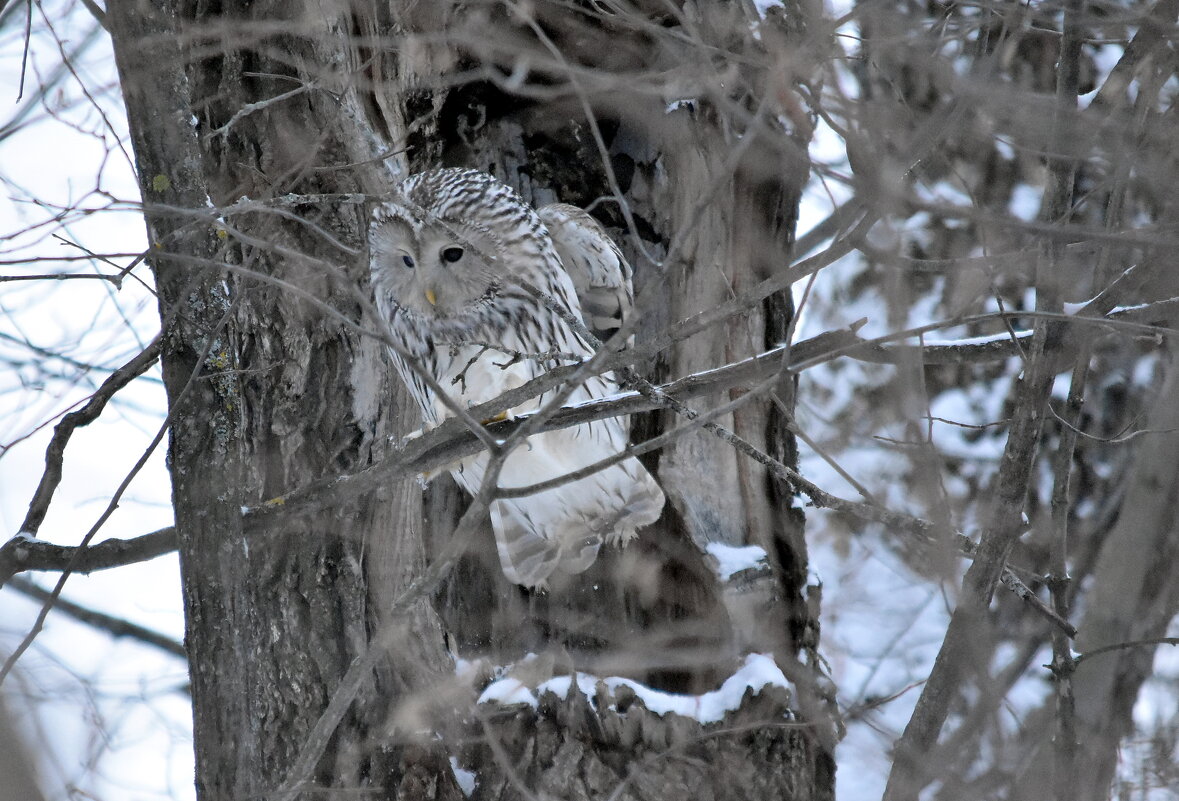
[431,343,539,424]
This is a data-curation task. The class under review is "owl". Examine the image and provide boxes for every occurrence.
[369,168,665,588]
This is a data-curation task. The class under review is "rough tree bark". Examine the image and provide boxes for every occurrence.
[108,0,450,796]
[107,0,834,798]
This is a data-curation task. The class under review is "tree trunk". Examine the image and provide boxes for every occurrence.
[107,0,834,798]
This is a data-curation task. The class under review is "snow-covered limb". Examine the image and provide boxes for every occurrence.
[0,526,177,585]
[479,653,791,725]
[463,652,804,800]
[847,297,1179,368]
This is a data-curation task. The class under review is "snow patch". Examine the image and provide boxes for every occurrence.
[1109,302,1151,316]
[1009,184,1042,222]
[706,542,769,579]
[1132,353,1158,387]
[529,654,788,724]
[449,756,477,797]
[454,657,481,682]
[483,654,789,725]
[477,678,538,708]
[921,331,1031,348]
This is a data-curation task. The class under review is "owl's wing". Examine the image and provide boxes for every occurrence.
[490,503,603,588]
[538,203,635,344]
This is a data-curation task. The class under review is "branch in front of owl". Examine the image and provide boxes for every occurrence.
[241,345,1016,598]
[157,229,509,453]
[496,368,789,501]
[440,341,586,399]
[387,313,1074,636]
[0,320,1035,584]
[0,358,1074,637]
[444,340,585,370]
[1,297,1093,641]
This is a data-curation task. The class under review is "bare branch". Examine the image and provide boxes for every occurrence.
[15,335,162,541]
[205,82,317,140]
[1074,637,1179,667]
[6,576,186,660]
[0,527,177,580]
[0,273,124,283]
[0,414,171,685]
[1090,0,1179,109]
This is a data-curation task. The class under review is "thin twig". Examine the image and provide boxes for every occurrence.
[1047,347,1087,801]
[14,336,161,542]
[0,414,172,686]
[0,273,124,283]
[16,0,32,101]
[1074,637,1179,667]
[204,83,317,140]
[7,576,186,660]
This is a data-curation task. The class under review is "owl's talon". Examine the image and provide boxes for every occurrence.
[398,424,441,448]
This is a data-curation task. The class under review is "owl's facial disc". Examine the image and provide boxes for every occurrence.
[371,208,502,328]
[395,227,494,320]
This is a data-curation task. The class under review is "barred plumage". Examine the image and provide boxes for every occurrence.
[369,168,665,588]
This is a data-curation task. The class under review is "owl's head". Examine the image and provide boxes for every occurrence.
[369,168,547,329]
[369,206,505,325]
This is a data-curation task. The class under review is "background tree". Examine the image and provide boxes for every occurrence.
[3,1,1179,801]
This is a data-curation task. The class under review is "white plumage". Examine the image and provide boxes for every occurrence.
[369,168,664,587]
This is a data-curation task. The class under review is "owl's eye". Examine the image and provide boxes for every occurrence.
[441,246,464,264]
[401,254,415,269]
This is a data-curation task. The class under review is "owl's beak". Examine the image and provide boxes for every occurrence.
[424,288,437,306]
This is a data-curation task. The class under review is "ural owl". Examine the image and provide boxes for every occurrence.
[369,168,665,588]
